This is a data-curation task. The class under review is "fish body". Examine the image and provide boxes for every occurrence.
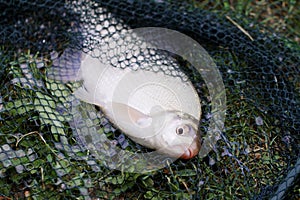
[71,52,201,159]
[45,2,202,159]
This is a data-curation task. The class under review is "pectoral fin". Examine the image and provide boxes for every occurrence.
[108,102,159,145]
[110,102,152,128]
[74,87,106,108]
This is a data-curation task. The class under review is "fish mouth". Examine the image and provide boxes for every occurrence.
[180,139,201,159]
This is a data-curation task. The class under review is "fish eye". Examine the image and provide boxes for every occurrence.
[176,125,189,135]
[176,127,184,135]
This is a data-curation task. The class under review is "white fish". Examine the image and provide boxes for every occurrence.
[49,49,202,159]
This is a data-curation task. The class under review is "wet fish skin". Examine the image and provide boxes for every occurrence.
[49,50,201,159]
[144,110,201,159]
[74,53,201,159]
[108,103,201,159]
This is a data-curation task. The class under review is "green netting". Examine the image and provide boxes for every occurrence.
[0,0,299,199]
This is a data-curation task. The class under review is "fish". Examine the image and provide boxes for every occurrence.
[49,48,202,159]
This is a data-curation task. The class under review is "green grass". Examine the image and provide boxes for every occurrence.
[181,0,300,45]
[0,0,299,199]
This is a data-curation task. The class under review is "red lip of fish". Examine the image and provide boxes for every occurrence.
[180,139,201,159]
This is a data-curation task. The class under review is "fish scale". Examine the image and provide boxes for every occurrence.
[71,51,201,158]
[77,51,201,119]
[47,0,202,159]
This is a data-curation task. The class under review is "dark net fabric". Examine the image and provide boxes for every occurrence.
[0,0,299,199]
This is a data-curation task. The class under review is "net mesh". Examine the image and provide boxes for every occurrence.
[0,0,299,199]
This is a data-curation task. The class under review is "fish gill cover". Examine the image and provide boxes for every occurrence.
[0,0,299,199]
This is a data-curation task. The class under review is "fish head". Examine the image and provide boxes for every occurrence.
[107,102,200,160]
[153,111,201,159]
